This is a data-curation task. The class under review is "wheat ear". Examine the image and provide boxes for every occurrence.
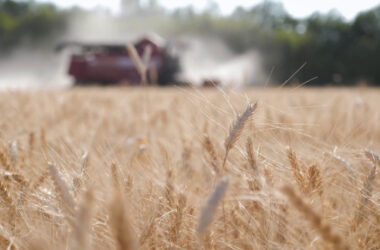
[9,140,18,164]
[365,150,380,165]
[282,186,349,250]
[170,193,187,244]
[48,162,75,221]
[0,180,16,230]
[203,135,220,174]
[223,103,257,168]
[352,161,377,228]
[307,164,322,195]
[287,147,306,192]
[0,148,11,171]
[30,170,49,193]
[197,178,229,234]
[246,137,257,171]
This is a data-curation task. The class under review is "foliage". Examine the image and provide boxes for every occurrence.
[1,0,380,85]
[0,0,66,52]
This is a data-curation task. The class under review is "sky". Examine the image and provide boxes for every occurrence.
[39,0,379,20]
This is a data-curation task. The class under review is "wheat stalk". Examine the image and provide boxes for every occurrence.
[40,127,47,149]
[0,148,11,171]
[165,170,175,208]
[287,147,306,193]
[197,178,229,234]
[307,164,322,196]
[246,137,257,171]
[110,189,138,250]
[0,180,16,232]
[139,212,158,246]
[282,186,349,250]
[29,132,35,152]
[48,162,75,221]
[326,151,356,179]
[9,141,18,164]
[181,146,192,171]
[203,135,220,174]
[30,170,49,193]
[72,190,94,250]
[365,150,380,165]
[80,150,89,177]
[4,173,28,188]
[223,103,257,168]
[170,193,187,244]
[0,181,13,208]
[352,161,377,228]
[110,163,122,191]
[246,138,262,191]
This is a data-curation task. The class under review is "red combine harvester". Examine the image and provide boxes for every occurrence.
[56,36,180,86]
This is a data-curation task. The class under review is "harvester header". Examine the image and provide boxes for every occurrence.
[56,36,179,86]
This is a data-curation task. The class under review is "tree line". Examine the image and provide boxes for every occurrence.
[1,0,380,86]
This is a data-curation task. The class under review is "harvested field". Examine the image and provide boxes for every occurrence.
[0,87,378,249]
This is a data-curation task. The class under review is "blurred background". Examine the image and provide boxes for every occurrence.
[0,0,379,88]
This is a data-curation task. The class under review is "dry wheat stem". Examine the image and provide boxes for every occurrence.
[72,190,94,250]
[110,190,138,250]
[139,212,158,246]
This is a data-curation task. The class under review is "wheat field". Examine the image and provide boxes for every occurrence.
[0,87,378,249]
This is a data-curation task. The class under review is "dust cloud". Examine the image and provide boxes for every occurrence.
[177,36,265,87]
[0,48,71,89]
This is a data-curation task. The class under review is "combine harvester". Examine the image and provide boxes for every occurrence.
[56,36,180,86]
